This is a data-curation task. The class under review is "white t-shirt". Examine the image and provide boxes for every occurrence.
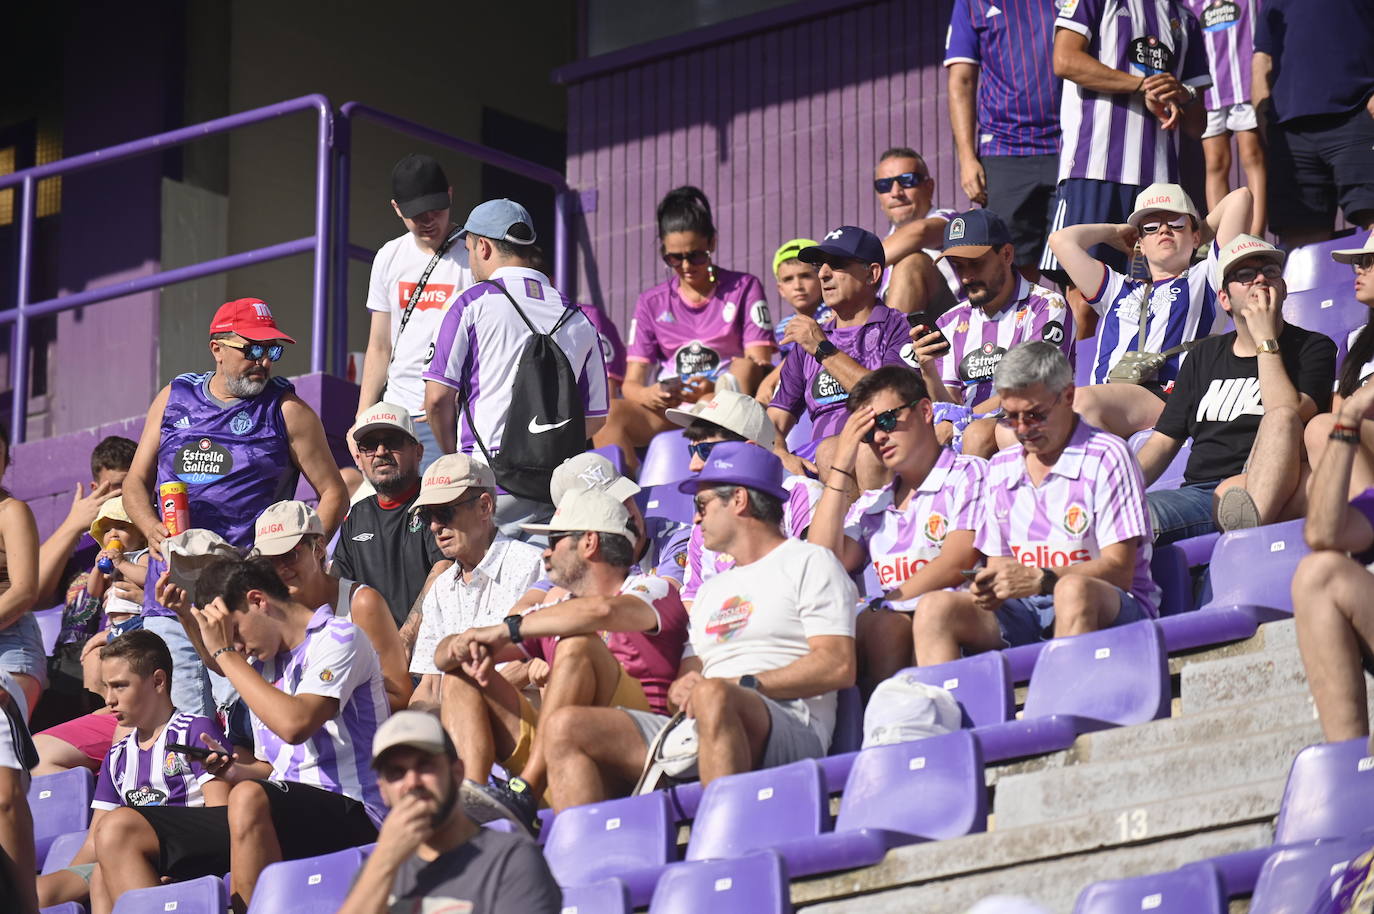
[366,231,475,416]
[686,538,857,747]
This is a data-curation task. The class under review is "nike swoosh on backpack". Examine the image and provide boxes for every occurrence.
[528,417,572,434]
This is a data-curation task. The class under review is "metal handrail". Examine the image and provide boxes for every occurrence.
[0,94,335,442]
[332,102,574,376]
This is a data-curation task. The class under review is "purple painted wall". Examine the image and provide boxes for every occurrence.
[561,0,957,328]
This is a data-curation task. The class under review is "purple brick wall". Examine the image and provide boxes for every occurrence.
[563,0,958,329]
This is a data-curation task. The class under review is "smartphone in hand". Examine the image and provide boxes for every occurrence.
[907,312,950,350]
[959,569,981,581]
[166,742,213,761]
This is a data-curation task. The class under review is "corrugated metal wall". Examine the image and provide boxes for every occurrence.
[566,0,957,330]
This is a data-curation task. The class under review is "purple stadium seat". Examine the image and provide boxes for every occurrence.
[975,621,1170,762]
[1202,519,1309,616]
[903,652,1014,729]
[1075,348,1095,388]
[543,791,677,891]
[1003,642,1047,684]
[1151,544,1192,616]
[111,874,227,914]
[34,605,63,656]
[636,483,696,524]
[638,430,691,488]
[1173,531,1219,567]
[561,877,631,914]
[1249,831,1374,914]
[1157,605,1276,653]
[1073,862,1225,913]
[246,847,366,914]
[40,829,87,874]
[591,444,629,478]
[40,904,84,914]
[829,687,863,754]
[28,769,94,866]
[785,412,814,452]
[1283,233,1365,293]
[648,850,791,914]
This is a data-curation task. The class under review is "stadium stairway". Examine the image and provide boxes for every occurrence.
[789,617,1374,913]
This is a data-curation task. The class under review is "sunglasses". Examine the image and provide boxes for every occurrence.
[687,440,724,461]
[220,341,285,362]
[862,400,921,443]
[1139,216,1191,235]
[418,494,483,526]
[1226,263,1284,285]
[357,432,412,455]
[1349,253,1374,272]
[267,540,313,566]
[548,531,584,550]
[873,172,925,194]
[997,392,1064,428]
[662,250,711,268]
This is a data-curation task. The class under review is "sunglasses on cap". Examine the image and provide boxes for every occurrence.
[662,250,711,268]
[1226,263,1284,285]
[220,341,285,362]
[873,172,925,194]
[1139,216,1190,235]
[862,400,921,443]
[418,494,483,526]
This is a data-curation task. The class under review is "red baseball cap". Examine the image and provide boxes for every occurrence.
[208,298,297,343]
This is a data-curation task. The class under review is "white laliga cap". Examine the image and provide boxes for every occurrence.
[1330,231,1374,265]
[352,402,419,444]
[520,488,636,538]
[252,500,323,557]
[412,454,497,511]
[664,390,776,450]
[1215,234,1287,286]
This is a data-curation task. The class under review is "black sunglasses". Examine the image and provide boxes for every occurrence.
[863,400,921,443]
[548,530,584,549]
[357,432,412,455]
[662,250,711,268]
[873,172,925,194]
[419,494,483,526]
[220,341,285,362]
[1226,263,1284,286]
[1351,253,1374,272]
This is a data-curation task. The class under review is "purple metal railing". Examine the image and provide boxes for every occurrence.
[0,94,335,443]
[331,102,574,376]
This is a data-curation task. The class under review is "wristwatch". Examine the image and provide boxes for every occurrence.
[814,339,839,364]
[738,674,761,691]
[1256,339,1281,355]
[1038,567,1059,597]
[503,614,524,644]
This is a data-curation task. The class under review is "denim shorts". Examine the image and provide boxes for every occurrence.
[0,613,48,687]
[1147,481,1220,545]
[996,586,1151,647]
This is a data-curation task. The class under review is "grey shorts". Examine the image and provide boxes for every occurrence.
[622,692,825,772]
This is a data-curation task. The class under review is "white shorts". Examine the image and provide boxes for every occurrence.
[0,671,30,772]
[1204,103,1259,139]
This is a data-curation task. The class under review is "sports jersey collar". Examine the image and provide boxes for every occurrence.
[866,447,958,513]
[488,265,551,286]
[376,479,421,510]
[1008,418,1092,488]
[971,275,1034,323]
[459,534,517,586]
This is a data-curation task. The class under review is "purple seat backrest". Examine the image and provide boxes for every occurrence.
[111,874,227,914]
[34,605,63,656]
[835,729,987,840]
[829,687,863,755]
[1275,739,1374,845]
[544,792,676,886]
[40,829,88,874]
[638,430,692,488]
[1203,519,1309,615]
[1283,233,1366,293]
[28,769,93,863]
[561,877,631,914]
[1023,621,1170,726]
[1150,544,1192,617]
[1282,285,1367,370]
[1250,832,1374,914]
[902,653,1014,728]
[785,412,815,452]
[686,760,826,861]
[39,903,85,914]
[638,484,696,524]
[649,850,790,914]
[592,444,629,477]
[246,847,365,914]
[1075,344,1096,388]
[1073,862,1225,913]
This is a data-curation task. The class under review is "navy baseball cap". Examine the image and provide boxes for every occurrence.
[677,441,788,502]
[457,199,537,245]
[939,209,1013,260]
[799,226,886,269]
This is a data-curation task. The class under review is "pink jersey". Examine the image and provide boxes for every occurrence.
[975,420,1159,613]
[844,449,987,597]
[626,268,774,379]
[934,278,1075,408]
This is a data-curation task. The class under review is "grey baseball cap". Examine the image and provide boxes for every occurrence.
[457,199,537,245]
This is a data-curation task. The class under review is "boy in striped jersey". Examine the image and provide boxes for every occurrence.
[39,631,228,911]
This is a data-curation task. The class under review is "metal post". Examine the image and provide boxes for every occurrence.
[554,190,572,299]
[331,115,352,379]
[10,177,34,444]
[309,102,334,374]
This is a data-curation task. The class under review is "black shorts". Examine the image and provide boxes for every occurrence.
[1040,178,1141,286]
[1267,106,1374,236]
[983,154,1059,266]
[136,781,378,880]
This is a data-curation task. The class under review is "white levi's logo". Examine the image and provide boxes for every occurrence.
[351,533,375,542]
[909,757,926,771]
[1141,894,1162,910]
[714,878,734,892]
[605,817,621,830]
[757,787,774,801]
[1095,647,1111,660]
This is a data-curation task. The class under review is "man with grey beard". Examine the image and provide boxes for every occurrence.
[122,298,345,717]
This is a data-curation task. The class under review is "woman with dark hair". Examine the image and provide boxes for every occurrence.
[0,424,43,712]
[594,186,775,467]
[1304,235,1374,496]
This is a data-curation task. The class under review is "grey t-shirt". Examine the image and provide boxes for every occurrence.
[388,828,562,914]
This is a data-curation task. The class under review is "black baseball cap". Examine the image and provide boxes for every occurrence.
[798,226,887,269]
[939,209,1013,260]
[392,154,450,219]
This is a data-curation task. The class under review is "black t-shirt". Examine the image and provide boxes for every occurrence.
[1156,323,1336,485]
[331,487,446,627]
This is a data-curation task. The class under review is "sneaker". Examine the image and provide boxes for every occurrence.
[1216,488,1261,532]
[460,776,540,836]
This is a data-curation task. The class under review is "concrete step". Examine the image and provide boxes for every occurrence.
[1181,649,1310,714]
[796,823,1271,914]
[1085,691,1323,762]
[993,724,1320,828]
[792,778,1283,909]
[1165,617,1298,678]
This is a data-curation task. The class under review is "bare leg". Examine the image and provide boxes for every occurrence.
[1073,384,1165,440]
[543,706,654,812]
[1214,404,1301,523]
[92,806,162,912]
[1050,575,1122,637]
[856,609,915,695]
[227,781,283,913]
[1292,552,1374,743]
[912,591,1005,666]
[519,635,624,794]
[1234,129,1268,237]
[689,679,773,785]
[89,863,111,914]
[727,356,768,397]
[11,673,41,716]
[1201,133,1233,214]
[855,445,890,491]
[439,668,522,786]
[961,417,1001,458]
[886,252,956,318]
[1305,414,1374,498]
[1067,286,1098,341]
[0,767,37,914]
[32,733,102,776]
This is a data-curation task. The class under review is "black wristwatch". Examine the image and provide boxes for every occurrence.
[1038,568,1059,597]
[813,339,839,364]
[738,674,761,691]
[503,614,524,644]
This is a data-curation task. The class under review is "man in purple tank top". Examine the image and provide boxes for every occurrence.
[123,299,346,717]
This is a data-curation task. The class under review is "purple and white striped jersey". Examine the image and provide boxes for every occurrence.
[682,476,822,602]
[844,449,987,602]
[976,419,1160,613]
[881,210,963,301]
[1056,0,1211,185]
[248,608,390,824]
[1181,0,1253,110]
[934,277,1076,407]
[92,713,224,810]
[1084,242,1226,386]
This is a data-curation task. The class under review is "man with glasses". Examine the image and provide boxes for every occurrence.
[405,454,542,715]
[1137,237,1336,541]
[543,442,856,812]
[333,403,449,632]
[123,298,346,717]
[430,488,688,834]
[907,209,1074,458]
[915,343,1159,661]
[768,227,916,472]
[872,147,961,318]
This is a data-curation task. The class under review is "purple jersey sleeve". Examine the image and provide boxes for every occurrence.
[1057,0,1105,38]
[93,750,118,809]
[739,274,776,349]
[944,0,980,65]
[935,308,966,395]
[626,288,663,363]
[1027,294,1077,365]
[421,293,474,391]
[769,351,807,417]
[579,304,628,381]
[1089,439,1153,550]
[879,311,914,367]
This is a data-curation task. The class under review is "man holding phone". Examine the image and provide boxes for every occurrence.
[907,210,1074,457]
